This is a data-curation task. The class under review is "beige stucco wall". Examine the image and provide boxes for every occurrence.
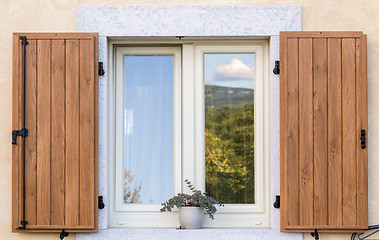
[1,0,378,239]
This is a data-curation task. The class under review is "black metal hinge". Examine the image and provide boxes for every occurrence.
[99,62,105,76]
[18,220,28,229]
[12,128,28,145]
[98,196,105,209]
[17,35,28,231]
[273,195,280,209]
[273,61,280,75]
[19,36,28,46]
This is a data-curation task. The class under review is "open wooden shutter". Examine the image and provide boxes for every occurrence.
[12,33,98,232]
[280,32,367,233]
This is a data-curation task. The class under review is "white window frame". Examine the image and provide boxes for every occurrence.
[109,40,270,228]
[194,44,265,211]
[110,46,182,227]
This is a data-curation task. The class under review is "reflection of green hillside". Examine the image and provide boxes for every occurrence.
[205,85,254,108]
[205,85,255,204]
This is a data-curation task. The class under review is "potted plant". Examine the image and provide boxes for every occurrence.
[160,179,223,229]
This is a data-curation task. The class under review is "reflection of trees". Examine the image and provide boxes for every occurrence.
[123,170,142,203]
[205,104,255,204]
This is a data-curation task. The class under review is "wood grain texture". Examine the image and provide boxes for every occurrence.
[93,36,99,231]
[298,38,314,226]
[65,39,80,226]
[342,38,357,226]
[12,34,21,231]
[282,31,363,38]
[12,33,98,232]
[51,40,66,225]
[356,35,368,227]
[13,33,97,40]
[36,39,51,226]
[280,32,367,232]
[79,39,95,227]
[286,38,299,226]
[24,40,37,226]
[313,38,328,225]
[327,38,343,227]
[279,31,288,232]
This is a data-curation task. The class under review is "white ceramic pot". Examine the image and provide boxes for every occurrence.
[179,206,204,229]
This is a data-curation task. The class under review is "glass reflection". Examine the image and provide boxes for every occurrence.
[123,55,174,204]
[204,53,255,204]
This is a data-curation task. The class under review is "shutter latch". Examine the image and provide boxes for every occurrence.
[12,128,28,145]
[361,129,366,149]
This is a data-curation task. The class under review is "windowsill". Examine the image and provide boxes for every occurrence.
[77,228,302,240]
[109,211,270,228]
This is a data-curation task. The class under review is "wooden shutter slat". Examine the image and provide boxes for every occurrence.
[280,32,367,232]
[342,38,357,226]
[25,39,37,226]
[51,40,66,225]
[12,38,19,230]
[313,38,328,225]
[280,32,288,232]
[79,39,95,226]
[65,39,80,226]
[327,38,343,227]
[286,38,300,226]
[12,33,98,232]
[281,31,364,38]
[299,38,314,226]
[356,35,368,227]
[36,39,51,226]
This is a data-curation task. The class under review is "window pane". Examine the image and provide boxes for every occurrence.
[123,56,173,204]
[204,53,255,204]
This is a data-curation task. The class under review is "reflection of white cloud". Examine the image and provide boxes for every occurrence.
[205,77,213,85]
[124,109,133,136]
[215,58,254,80]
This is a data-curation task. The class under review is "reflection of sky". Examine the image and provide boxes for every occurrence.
[124,56,173,204]
[204,54,255,89]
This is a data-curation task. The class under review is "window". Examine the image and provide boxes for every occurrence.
[109,40,269,227]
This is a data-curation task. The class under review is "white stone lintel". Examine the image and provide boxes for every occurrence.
[77,5,302,37]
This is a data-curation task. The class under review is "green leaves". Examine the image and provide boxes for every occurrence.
[160,180,223,219]
[205,103,255,204]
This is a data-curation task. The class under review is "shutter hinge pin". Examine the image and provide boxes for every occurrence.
[12,128,28,145]
[311,229,319,240]
[99,62,105,76]
[98,196,105,209]
[273,195,280,209]
[17,220,28,229]
[19,36,28,46]
[60,230,69,240]
[273,61,280,75]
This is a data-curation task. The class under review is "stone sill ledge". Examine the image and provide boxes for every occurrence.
[77,228,302,240]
